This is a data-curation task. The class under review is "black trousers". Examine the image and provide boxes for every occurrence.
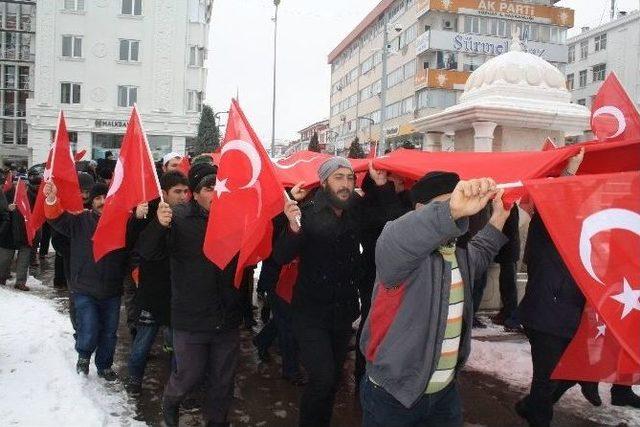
[355,287,372,385]
[521,327,593,426]
[164,328,240,424]
[498,261,518,320]
[293,317,352,427]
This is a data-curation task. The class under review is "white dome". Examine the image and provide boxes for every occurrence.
[460,36,570,105]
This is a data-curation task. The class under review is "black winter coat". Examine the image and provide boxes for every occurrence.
[517,213,585,338]
[48,210,131,299]
[494,205,520,263]
[273,183,403,327]
[0,188,29,249]
[137,200,242,332]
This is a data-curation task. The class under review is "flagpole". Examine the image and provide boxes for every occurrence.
[282,189,301,227]
[133,104,164,203]
[48,111,63,180]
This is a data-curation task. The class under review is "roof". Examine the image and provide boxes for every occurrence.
[298,119,329,134]
[327,0,394,64]
[567,10,639,44]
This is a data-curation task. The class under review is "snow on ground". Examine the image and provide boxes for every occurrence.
[466,317,640,426]
[0,286,144,426]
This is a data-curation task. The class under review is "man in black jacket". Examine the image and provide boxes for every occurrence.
[276,157,403,427]
[138,163,242,427]
[126,171,190,393]
[44,181,144,381]
[0,185,31,291]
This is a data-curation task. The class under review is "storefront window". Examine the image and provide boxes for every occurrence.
[92,133,123,160]
[147,135,173,161]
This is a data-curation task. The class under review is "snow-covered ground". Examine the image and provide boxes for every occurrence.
[467,318,640,426]
[0,281,143,426]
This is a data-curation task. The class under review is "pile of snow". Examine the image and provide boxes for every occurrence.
[0,287,143,426]
[467,320,640,426]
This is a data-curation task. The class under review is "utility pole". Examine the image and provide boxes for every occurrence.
[610,0,616,20]
[378,13,389,156]
[270,0,281,157]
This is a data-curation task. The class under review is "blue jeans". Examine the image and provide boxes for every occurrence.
[72,293,121,371]
[128,322,159,382]
[360,376,463,427]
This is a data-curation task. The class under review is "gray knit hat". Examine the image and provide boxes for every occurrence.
[317,157,353,183]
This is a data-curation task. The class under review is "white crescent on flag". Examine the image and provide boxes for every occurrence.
[220,139,261,189]
[592,106,627,139]
[107,159,124,197]
[579,208,640,285]
[274,156,321,170]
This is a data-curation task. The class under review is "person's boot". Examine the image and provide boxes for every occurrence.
[162,399,180,427]
[580,382,602,407]
[515,399,535,425]
[14,283,30,291]
[125,376,142,395]
[611,385,640,408]
[97,368,118,381]
[76,357,90,375]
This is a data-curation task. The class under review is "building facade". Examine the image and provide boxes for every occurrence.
[0,0,36,168]
[328,0,574,151]
[26,0,212,165]
[565,10,640,110]
[286,119,329,154]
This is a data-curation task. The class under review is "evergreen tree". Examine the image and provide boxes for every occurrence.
[307,131,321,152]
[194,105,220,154]
[348,137,365,158]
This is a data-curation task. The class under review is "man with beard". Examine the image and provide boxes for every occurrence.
[44,181,146,380]
[277,157,403,427]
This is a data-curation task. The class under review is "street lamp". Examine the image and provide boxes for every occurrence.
[270,0,281,157]
[214,110,229,146]
[326,130,339,155]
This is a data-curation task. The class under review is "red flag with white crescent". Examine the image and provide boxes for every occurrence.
[203,99,285,286]
[14,178,36,246]
[48,112,84,212]
[525,171,640,368]
[92,106,161,261]
[591,72,640,142]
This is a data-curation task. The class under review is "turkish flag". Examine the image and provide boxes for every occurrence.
[2,171,12,193]
[525,171,640,367]
[177,156,191,176]
[552,304,640,384]
[275,258,299,304]
[14,178,36,246]
[203,99,285,286]
[74,149,87,162]
[48,112,84,212]
[591,72,640,142]
[541,137,557,151]
[92,106,161,261]
[274,150,369,189]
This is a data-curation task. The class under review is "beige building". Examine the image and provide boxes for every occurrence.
[327,0,575,152]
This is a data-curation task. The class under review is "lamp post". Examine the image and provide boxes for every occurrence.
[326,130,339,155]
[213,110,229,147]
[270,0,281,157]
[358,116,374,155]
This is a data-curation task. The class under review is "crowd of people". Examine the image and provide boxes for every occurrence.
[0,148,638,427]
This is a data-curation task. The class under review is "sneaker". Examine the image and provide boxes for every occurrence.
[76,357,90,375]
[611,385,640,408]
[472,317,487,329]
[162,399,180,427]
[97,368,118,382]
[14,283,30,291]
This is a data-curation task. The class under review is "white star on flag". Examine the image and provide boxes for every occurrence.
[213,178,230,198]
[610,278,640,319]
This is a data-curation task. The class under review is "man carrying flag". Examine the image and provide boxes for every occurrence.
[0,179,34,291]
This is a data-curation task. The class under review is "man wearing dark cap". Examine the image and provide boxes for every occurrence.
[278,157,403,427]
[43,180,146,381]
[138,162,243,427]
[358,172,510,426]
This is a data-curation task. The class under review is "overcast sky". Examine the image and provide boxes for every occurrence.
[207,0,640,144]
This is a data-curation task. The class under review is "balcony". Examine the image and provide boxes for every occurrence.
[415,68,471,90]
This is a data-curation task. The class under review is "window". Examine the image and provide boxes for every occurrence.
[401,96,414,115]
[579,70,587,88]
[121,0,142,16]
[4,65,15,89]
[550,27,560,43]
[61,82,81,104]
[386,101,402,120]
[16,121,27,145]
[62,35,82,58]
[489,18,498,36]
[188,0,208,23]
[64,0,85,11]
[539,25,550,42]
[3,120,15,144]
[592,63,606,82]
[361,56,373,74]
[400,24,417,48]
[118,86,137,107]
[595,33,607,51]
[436,51,457,70]
[119,39,140,61]
[387,66,404,88]
[566,73,574,90]
[189,46,205,66]
[568,46,575,63]
[403,59,416,79]
[187,90,203,112]
[464,16,480,34]
[577,99,586,106]
[580,40,588,60]
[417,89,456,109]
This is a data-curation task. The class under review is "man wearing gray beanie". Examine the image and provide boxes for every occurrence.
[275,157,405,427]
